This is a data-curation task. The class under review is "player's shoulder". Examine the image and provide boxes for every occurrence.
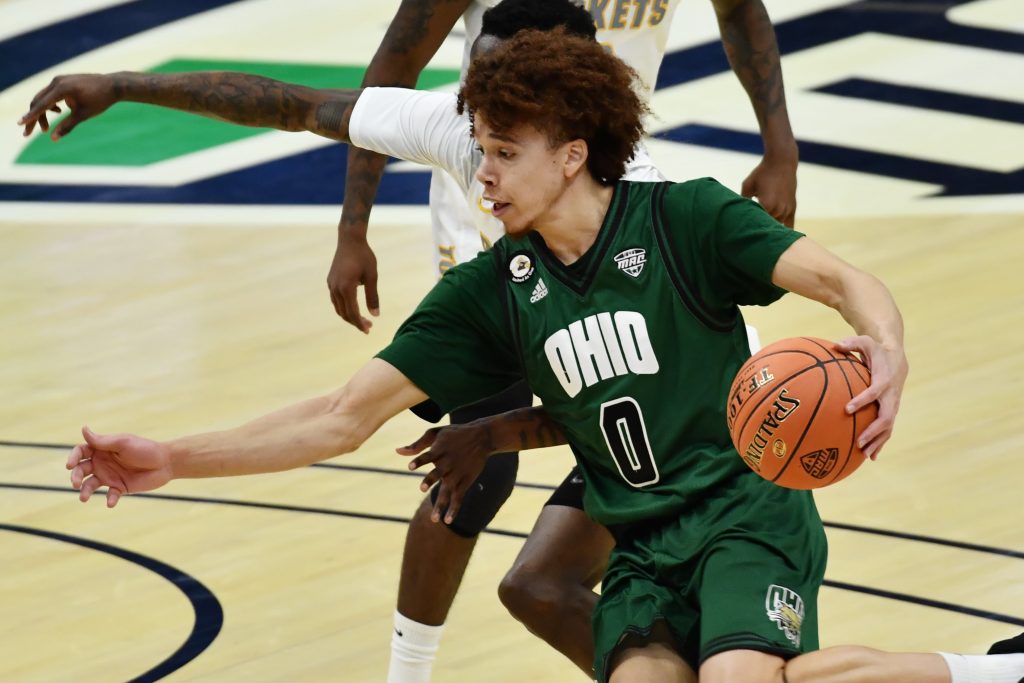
[438,244,504,287]
[665,176,732,199]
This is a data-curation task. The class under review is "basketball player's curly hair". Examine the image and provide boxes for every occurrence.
[458,28,648,186]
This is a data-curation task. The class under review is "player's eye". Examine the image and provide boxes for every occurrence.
[474,144,484,155]
[498,149,514,160]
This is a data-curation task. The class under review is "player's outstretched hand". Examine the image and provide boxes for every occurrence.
[742,152,798,228]
[19,74,117,140]
[67,426,174,508]
[327,234,380,333]
[398,424,492,525]
[836,335,909,461]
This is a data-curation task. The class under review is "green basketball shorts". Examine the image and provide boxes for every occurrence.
[593,486,827,682]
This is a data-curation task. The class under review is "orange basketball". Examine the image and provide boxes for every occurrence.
[726,336,877,489]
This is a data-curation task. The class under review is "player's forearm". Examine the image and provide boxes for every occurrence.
[777,239,904,350]
[338,0,471,234]
[165,391,369,479]
[469,407,568,454]
[832,270,905,352]
[713,0,797,158]
[340,68,419,237]
[167,359,425,479]
[108,71,360,141]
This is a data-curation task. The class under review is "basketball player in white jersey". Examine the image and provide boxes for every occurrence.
[327,1,798,681]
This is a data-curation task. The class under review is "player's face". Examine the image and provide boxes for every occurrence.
[474,115,574,236]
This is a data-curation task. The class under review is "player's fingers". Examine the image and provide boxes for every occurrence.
[862,430,891,461]
[106,487,123,508]
[431,484,451,524]
[785,202,797,228]
[67,443,91,469]
[340,286,369,334]
[835,335,873,354]
[364,268,380,318]
[79,475,102,503]
[51,110,84,140]
[70,459,94,488]
[20,84,61,130]
[20,107,48,135]
[740,175,756,198]
[328,286,344,318]
[761,193,791,226]
[398,428,440,458]
[847,383,882,414]
[419,468,441,493]
[443,486,464,525]
[407,449,442,470]
[82,425,125,452]
[858,409,894,452]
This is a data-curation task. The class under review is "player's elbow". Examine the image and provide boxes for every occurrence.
[324,387,378,455]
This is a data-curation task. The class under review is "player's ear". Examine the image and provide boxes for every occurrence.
[563,139,588,178]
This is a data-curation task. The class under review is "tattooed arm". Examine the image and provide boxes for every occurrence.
[330,0,473,333]
[19,71,361,141]
[712,0,799,226]
[397,406,567,523]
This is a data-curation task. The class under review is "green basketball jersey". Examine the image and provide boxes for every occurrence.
[379,178,804,525]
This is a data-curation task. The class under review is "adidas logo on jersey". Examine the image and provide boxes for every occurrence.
[614,248,646,277]
[530,278,549,303]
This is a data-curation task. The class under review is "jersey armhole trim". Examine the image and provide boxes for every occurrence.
[651,182,738,333]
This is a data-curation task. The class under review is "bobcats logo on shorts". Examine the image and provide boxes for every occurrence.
[765,584,804,647]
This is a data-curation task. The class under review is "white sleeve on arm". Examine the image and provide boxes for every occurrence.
[348,87,479,195]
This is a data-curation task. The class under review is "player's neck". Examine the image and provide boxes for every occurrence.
[533,175,615,265]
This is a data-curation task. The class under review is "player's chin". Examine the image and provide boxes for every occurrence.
[499,213,531,237]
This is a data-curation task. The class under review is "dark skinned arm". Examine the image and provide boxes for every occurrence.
[712,0,799,226]
[329,0,473,332]
[19,71,361,142]
[397,406,566,523]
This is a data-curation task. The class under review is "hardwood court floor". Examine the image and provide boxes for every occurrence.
[1,209,1022,682]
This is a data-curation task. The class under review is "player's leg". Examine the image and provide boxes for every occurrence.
[388,380,532,683]
[498,467,614,674]
[591,525,705,683]
[693,492,1024,683]
[699,646,1024,683]
[608,622,697,683]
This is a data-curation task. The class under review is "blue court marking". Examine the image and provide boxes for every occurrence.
[654,123,1024,196]
[3,482,1023,629]
[813,78,1024,125]
[0,522,223,683]
[0,0,243,90]
[655,0,1024,90]
[0,144,431,204]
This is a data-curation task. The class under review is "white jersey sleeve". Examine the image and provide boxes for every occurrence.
[348,87,480,195]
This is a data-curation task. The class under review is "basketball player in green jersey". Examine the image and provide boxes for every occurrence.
[51,29,1022,683]
[330,2,798,679]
